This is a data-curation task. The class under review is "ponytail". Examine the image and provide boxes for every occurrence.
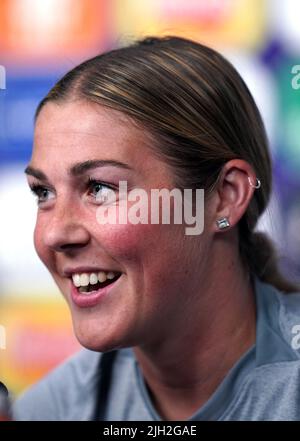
[240,230,300,293]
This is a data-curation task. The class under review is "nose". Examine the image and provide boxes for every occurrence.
[41,199,90,252]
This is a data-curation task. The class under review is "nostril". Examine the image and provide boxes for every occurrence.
[45,224,90,252]
[60,243,87,250]
[56,242,90,256]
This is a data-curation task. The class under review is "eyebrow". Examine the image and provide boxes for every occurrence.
[24,159,132,180]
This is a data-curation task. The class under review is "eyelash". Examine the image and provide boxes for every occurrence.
[30,184,53,204]
[87,178,117,201]
[30,179,117,205]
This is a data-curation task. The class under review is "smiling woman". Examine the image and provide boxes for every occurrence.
[13,36,300,421]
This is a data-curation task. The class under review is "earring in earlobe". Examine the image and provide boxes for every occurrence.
[216,217,230,230]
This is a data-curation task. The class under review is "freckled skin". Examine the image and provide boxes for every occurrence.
[30,100,213,353]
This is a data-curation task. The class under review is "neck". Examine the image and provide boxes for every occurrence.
[133,245,256,420]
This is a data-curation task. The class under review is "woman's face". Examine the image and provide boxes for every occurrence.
[27,100,213,352]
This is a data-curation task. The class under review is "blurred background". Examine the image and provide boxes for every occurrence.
[0,0,300,397]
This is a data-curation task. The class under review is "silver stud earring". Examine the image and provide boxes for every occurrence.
[248,176,261,189]
[216,217,230,230]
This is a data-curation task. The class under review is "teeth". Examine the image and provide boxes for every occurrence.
[89,273,98,285]
[80,273,90,287]
[98,271,107,283]
[73,274,81,287]
[79,286,92,294]
[71,270,119,288]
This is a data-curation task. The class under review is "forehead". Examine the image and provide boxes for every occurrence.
[33,100,153,167]
[31,100,176,187]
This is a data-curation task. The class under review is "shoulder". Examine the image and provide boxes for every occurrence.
[276,288,300,353]
[13,349,102,421]
[225,358,300,420]
[255,277,300,358]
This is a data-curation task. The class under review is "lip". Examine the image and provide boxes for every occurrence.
[70,273,122,308]
[63,266,122,277]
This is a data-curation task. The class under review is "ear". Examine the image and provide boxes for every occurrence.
[212,159,258,233]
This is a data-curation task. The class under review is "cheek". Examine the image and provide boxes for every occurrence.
[93,220,185,281]
[33,217,50,267]
[93,221,155,263]
[93,199,175,262]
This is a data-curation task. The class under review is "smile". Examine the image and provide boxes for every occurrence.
[72,271,121,294]
[69,270,122,308]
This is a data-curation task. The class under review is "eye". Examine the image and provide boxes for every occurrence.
[30,184,55,205]
[88,179,116,204]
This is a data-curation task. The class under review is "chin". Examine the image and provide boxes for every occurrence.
[71,317,133,353]
[76,336,121,353]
